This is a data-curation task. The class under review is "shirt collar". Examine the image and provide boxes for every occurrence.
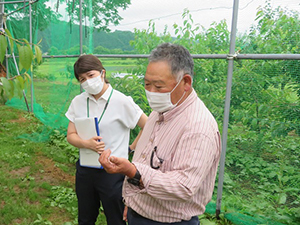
[100,84,113,101]
[85,84,113,102]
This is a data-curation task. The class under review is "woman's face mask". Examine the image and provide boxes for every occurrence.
[145,79,185,113]
[81,72,104,95]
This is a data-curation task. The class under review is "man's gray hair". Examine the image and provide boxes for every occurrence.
[149,43,194,81]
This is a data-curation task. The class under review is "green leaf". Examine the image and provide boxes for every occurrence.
[14,78,23,99]
[18,44,33,71]
[15,75,25,90]
[34,45,43,64]
[251,118,258,128]
[37,38,42,45]
[22,38,29,44]
[278,193,287,204]
[23,72,32,88]
[5,29,14,53]
[0,77,14,100]
[0,35,8,63]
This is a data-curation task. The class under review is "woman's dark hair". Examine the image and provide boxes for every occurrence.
[73,55,109,83]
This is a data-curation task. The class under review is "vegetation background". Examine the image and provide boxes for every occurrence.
[0,1,300,225]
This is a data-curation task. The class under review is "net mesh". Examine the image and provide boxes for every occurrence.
[1,0,300,225]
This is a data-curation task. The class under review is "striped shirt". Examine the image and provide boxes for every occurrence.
[123,89,221,223]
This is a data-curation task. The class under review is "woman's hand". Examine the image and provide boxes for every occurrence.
[67,122,105,154]
[83,136,105,154]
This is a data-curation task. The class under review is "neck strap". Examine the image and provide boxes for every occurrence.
[87,88,114,124]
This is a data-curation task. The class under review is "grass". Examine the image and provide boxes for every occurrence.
[0,105,107,225]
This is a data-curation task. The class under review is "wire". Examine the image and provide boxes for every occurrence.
[117,0,257,27]
[5,0,39,17]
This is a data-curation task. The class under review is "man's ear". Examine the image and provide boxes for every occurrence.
[183,74,192,91]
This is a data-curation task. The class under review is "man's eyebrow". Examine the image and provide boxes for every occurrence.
[144,78,165,84]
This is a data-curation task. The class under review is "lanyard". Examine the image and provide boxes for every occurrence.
[87,89,114,124]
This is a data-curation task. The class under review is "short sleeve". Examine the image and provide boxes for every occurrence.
[121,95,143,129]
[65,100,75,123]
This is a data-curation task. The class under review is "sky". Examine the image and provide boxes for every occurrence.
[108,0,300,35]
[46,0,300,36]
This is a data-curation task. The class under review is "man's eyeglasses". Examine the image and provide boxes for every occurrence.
[150,146,164,169]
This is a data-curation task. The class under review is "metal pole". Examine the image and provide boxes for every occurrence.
[0,0,30,4]
[6,23,31,112]
[79,0,83,55]
[88,0,93,53]
[236,54,300,60]
[5,0,38,17]
[5,53,300,60]
[79,0,83,93]
[0,0,3,24]
[11,47,30,112]
[2,3,30,112]
[0,0,6,79]
[216,0,239,219]
[29,1,33,112]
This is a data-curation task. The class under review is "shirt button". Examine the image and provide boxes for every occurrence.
[142,154,146,159]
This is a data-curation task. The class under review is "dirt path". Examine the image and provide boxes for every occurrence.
[35,153,75,185]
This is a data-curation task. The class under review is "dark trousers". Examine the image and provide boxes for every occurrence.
[76,161,126,225]
[127,208,200,225]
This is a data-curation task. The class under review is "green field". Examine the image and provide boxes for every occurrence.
[18,57,143,116]
[34,57,140,82]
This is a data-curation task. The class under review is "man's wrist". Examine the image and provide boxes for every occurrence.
[127,167,141,187]
[127,163,137,178]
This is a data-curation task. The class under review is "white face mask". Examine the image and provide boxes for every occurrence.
[81,74,104,95]
[145,79,185,113]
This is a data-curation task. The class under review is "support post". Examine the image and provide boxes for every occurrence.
[29,1,33,112]
[216,0,239,219]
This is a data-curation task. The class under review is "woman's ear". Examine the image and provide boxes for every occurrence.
[183,74,192,91]
[101,69,106,77]
[102,69,110,84]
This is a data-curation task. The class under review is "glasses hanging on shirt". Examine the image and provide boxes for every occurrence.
[150,146,164,169]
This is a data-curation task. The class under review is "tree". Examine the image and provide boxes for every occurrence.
[4,1,61,40]
[64,0,131,31]
[232,2,300,135]
[0,29,42,103]
[237,1,300,96]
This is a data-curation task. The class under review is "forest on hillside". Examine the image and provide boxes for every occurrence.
[37,21,136,54]
[2,0,135,55]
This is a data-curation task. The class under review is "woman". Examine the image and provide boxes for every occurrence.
[65,55,147,225]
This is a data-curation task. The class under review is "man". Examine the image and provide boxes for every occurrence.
[99,43,221,225]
